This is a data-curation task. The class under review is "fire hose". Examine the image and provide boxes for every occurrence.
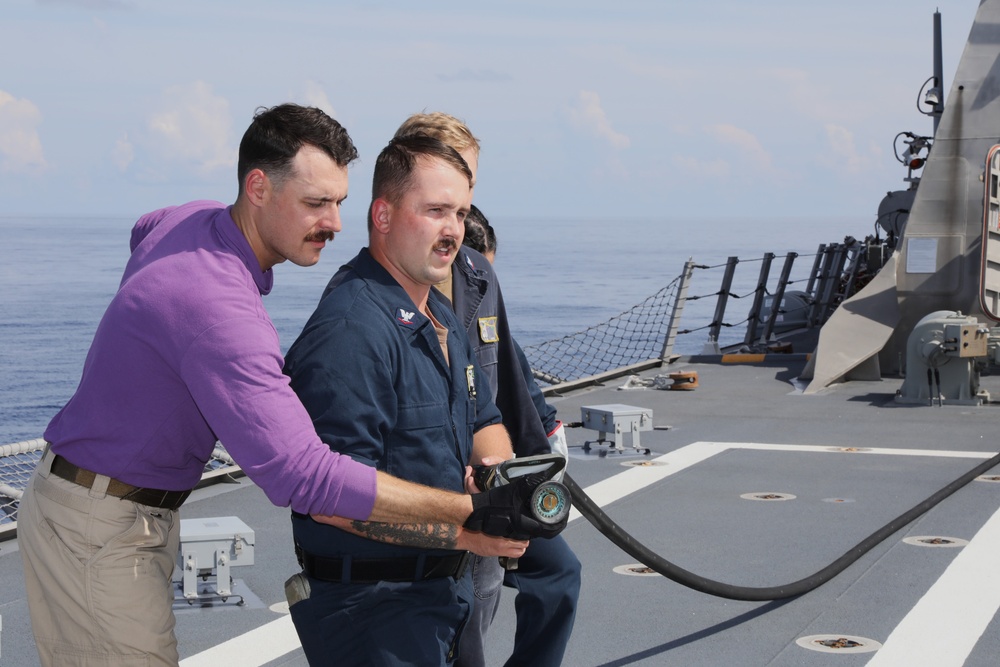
[563,450,1000,601]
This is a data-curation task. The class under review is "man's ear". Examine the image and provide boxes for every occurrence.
[244,169,269,206]
[371,198,391,233]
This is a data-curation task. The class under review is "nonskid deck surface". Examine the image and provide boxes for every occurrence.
[491,359,1000,666]
[3,357,1000,666]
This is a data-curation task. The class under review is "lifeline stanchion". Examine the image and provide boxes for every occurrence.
[564,449,1000,601]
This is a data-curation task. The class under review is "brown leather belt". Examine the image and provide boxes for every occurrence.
[50,455,191,510]
[298,547,471,584]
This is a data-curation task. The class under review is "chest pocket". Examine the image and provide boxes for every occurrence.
[475,341,498,372]
[473,342,498,401]
[395,401,448,432]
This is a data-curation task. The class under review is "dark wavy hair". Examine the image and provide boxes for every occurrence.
[237,104,358,194]
[463,205,496,256]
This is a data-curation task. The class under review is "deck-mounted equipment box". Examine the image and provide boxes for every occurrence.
[580,403,654,454]
[176,516,255,603]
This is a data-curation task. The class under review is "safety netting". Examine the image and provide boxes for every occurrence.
[522,276,684,385]
[0,440,43,528]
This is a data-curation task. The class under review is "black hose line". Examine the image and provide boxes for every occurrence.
[564,450,1000,601]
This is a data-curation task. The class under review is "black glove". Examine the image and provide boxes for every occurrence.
[464,473,569,540]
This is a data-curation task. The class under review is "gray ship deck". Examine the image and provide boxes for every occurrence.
[4,354,1000,666]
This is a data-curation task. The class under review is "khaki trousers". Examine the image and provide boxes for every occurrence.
[19,446,180,666]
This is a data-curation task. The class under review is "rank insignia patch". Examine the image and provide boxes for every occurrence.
[478,317,499,343]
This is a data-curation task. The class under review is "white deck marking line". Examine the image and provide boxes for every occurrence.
[567,441,727,523]
[728,442,994,459]
[180,441,999,666]
[864,503,1000,667]
[179,614,298,666]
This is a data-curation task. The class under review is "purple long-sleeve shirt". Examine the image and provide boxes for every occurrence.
[44,200,377,519]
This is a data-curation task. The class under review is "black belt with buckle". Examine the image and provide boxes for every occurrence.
[298,546,472,584]
[50,455,191,510]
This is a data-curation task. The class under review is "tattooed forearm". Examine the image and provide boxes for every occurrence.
[349,521,459,549]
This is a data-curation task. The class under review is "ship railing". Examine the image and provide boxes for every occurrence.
[523,239,869,391]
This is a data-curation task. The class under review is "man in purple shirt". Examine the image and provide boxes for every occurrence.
[17,104,533,667]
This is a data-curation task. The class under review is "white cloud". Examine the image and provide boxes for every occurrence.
[302,81,335,117]
[670,124,787,186]
[568,90,630,150]
[823,123,878,174]
[112,132,133,170]
[145,81,235,174]
[0,90,47,173]
[705,124,772,170]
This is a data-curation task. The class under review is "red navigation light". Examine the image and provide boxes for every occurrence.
[909,157,925,170]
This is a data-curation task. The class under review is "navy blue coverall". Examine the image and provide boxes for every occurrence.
[283,248,502,667]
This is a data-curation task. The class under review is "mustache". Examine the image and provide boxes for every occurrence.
[434,237,458,252]
[306,230,335,243]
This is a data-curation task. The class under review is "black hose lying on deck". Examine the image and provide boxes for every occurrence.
[564,450,1000,601]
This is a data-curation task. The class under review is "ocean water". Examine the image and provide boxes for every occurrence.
[1,213,866,445]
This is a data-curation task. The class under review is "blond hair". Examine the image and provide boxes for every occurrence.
[394,112,480,155]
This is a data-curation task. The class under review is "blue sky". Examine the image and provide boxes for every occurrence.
[0,0,982,222]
